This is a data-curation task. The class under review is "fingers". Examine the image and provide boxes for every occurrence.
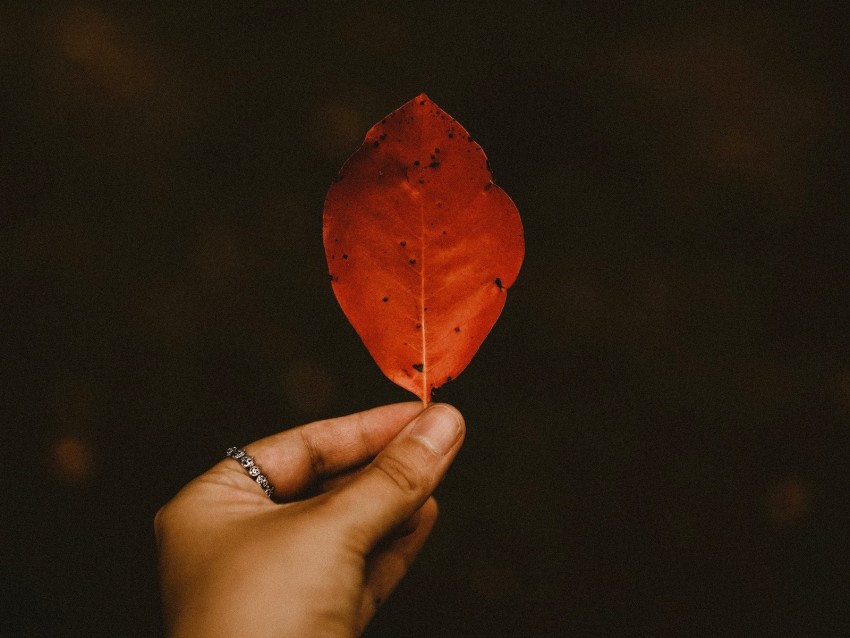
[227,402,424,499]
[326,403,464,552]
[357,498,439,632]
[318,468,421,539]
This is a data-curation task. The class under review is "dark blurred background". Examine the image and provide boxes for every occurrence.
[1,2,848,636]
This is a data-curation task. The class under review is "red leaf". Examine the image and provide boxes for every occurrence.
[323,93,524,402]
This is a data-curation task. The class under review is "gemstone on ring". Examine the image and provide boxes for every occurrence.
[225,447,275,500]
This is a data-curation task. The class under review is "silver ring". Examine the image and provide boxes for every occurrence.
[225,447,275,498]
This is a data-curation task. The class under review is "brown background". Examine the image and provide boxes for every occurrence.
[1,2,848,636]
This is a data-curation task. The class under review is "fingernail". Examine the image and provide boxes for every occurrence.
[410,405,462,455]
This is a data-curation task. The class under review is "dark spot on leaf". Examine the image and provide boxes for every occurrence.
[412,363,424,372]
[442,230,447,235]
[484,182,493,190]
[400,240,406,247]
[448,132,454,138]
[419,99,425,105]
[382,296,389,302]
[495,277,503,290]
[379,133,387,140]
[434,147,440,153]
[342,253,348,259]
[415,322,422,330]
[454,326,461,332]
[372,141,380,148]
[409,259,416,265]
[413,160,420,166]
[418,178,425,184]
[429,161,440,169]
[446,376,452,382]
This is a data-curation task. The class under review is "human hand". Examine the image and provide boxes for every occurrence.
[154,402,465,637]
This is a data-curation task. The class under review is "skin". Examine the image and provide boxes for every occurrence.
[155,402,465,638]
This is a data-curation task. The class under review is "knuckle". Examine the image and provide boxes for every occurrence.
[373,451,429,497]
[153,503,171,542]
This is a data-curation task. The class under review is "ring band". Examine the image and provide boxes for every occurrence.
[225,447,275,498]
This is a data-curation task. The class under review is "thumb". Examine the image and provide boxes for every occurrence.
[327,403,464,551]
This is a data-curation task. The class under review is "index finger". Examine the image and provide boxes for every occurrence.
[227,402,425,500]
